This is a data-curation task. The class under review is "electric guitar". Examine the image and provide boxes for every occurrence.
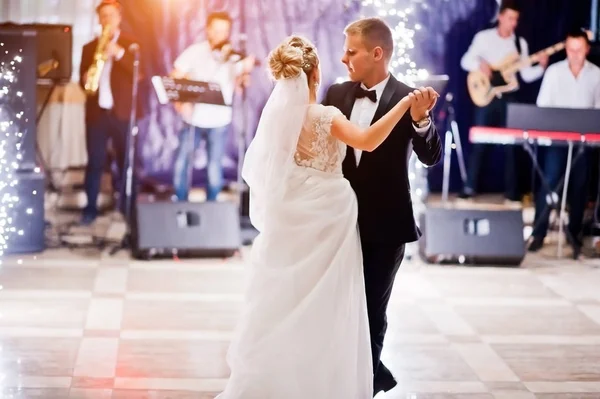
[467,41,564,107]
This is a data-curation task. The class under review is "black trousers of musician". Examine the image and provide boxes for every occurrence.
[465,95,520,201]
[362,240,405,393]
[532,146,589,242]
[82,109,128,223]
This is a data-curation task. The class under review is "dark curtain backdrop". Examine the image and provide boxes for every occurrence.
[120,0,591,193]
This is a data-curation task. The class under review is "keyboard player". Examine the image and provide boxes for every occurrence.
[528,29,600,258]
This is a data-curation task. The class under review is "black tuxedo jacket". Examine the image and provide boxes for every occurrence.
[323,75,442,246]
[79,33,141,124]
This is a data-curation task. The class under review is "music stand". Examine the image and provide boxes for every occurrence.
[506,103,600,257]
[151,75,228,205]
[152,77,226,106]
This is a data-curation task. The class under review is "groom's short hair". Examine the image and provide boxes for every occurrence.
[344,18,394,62]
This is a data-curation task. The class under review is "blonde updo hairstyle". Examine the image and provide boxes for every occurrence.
[267,36,319,87]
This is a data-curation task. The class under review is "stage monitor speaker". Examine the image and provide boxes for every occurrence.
[0,23,72,81]
[133,200,242,259]
[418,205,525,266]
[0,27,37,171]
[4,170,46,254]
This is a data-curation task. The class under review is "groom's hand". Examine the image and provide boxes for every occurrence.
[410,87,438,122]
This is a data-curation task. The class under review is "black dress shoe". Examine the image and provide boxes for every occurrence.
[572,243,582,260]
[373,377,397,396]
[566,234,583,259]
[527,236,544,252]
[80,213,97,226]
[458,189,474,199]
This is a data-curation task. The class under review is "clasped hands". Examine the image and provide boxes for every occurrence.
[404,86,440,121]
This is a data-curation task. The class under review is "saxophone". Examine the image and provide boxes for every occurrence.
[84,25,112,95]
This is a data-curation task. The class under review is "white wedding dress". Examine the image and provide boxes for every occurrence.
[216,78,373,398]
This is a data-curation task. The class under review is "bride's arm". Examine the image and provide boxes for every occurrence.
[330,94,415,152]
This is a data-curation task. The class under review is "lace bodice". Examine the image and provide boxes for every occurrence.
[294,104,346,173]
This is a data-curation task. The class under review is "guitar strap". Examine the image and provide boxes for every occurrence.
[505,35,523,101]
[514,35,522,56]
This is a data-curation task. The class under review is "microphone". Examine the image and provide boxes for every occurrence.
[128,43,140,68]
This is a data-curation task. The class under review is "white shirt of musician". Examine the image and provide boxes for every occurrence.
[536,60,600,109]
[174,41,243,129]
[350,74,429,166]
[98,30,125,110]
[460,28,545,87]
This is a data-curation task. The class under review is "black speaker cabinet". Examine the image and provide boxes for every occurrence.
[0,23,72,81]
[419,205,526,266]
[133,200,242,259]
[4,170,45,254]
[0,28,37,171]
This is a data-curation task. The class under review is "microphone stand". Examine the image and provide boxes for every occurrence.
[236,4,258,244]
[236,39,257,245]
[110,43,140,255]
[237,36,248,208]
[440,92,467,204]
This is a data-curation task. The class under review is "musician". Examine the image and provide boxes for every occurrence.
[459,0,548,201]
[528,29,600,257]
[79,0,139,225]
[171,11,255,201]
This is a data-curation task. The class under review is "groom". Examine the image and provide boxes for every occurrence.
[323,17,442,396]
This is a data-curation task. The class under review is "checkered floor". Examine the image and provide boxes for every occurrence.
[1,241,599,398]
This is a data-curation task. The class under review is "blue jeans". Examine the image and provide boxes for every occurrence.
[173,124,228,201]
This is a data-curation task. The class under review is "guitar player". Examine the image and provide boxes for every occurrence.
[170,11,255,202]
[459,0,548,202]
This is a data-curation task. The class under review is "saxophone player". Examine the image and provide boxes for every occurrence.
[79,0,140,225]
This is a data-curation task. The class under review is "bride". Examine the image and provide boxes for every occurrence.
[216,35,434,398]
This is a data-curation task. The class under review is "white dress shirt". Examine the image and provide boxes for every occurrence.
[174,41,243,129]
[536,60,600,109]
[460,28,544,86]
[98,30,124,110]
[350,74,429,166]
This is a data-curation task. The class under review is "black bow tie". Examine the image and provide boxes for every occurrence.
[355,87,377,102]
